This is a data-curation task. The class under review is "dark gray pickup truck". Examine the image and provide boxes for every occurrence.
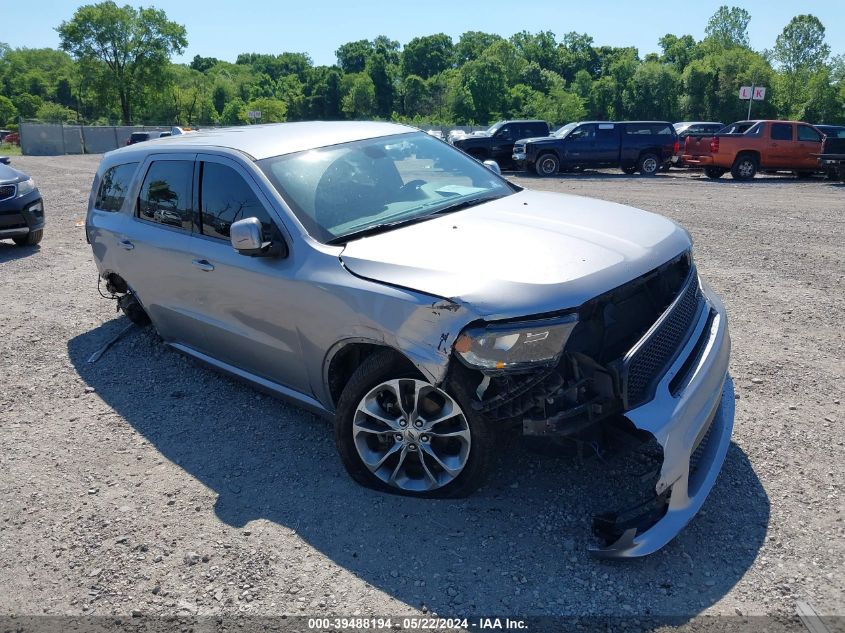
[513,121,678,176]
[816,135,845,181]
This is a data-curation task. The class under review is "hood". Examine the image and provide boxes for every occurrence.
[340,190,692,320]
[0,163,26,184]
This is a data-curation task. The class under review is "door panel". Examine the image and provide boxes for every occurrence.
[491,125,515,163]
[767,123,794,168]
[113,154,205,350]
[563,124,597,165]
[188,155,307,393]
[796,125,823,169]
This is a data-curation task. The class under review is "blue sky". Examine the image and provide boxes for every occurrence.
[5,1,843,66]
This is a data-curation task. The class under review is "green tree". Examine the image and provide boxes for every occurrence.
[622,61,680,120]
[658,34,699,72]
[11,93,42,119]
[510,31,558,71]
[57,1,187,124]
[0,94,16,124]
[35,101,77,123]
[366,52,394,117]
[773,15,831,119]
[704,6,751,49]
[458,57,507,123]
[402,74,428,117]
[220,97,248,125]
[455,31,503,64]
[335,40,372,73]
[341,73,376,118]
[189,55,219,73]
[773,14,830,74]
[402,34,454,79]
[246,97,287,123]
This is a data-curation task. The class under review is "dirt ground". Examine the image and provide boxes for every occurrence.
[1,155,842,626]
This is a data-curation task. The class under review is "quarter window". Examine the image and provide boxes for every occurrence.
[797,126,821,142]
[771,123,793,141]
[137,160,193,230]
[200,162,276,241]
[95,162,138,212]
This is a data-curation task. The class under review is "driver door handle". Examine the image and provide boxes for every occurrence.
[192,259,215,272]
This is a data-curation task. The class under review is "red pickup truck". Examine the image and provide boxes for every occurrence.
[682,120,824,180]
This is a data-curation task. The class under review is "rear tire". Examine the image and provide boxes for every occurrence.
[731,154,757,180]
[12,229,43,246]
[637,153,659,176]
[704,167,726,179]
[335,350,494,498]
[534,153,560,177]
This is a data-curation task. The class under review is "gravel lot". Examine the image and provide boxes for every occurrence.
[1,155,843,625]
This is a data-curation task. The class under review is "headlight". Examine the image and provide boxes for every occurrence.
[454,315,578,371]
[16,178,36,197]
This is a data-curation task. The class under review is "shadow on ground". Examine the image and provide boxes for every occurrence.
[68,318,769,620]
[0,241,40,262]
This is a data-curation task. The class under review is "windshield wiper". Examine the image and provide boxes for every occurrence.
[327,194,507,245]
[327,215,434,245]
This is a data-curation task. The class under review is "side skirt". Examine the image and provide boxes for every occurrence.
[167,342,333,421]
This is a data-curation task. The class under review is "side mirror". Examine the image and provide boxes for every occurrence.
[230,217,287,258]
[483,160,501,175]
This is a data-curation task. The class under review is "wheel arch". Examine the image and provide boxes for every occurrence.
[734,149,760,164]
[324,339,421,409]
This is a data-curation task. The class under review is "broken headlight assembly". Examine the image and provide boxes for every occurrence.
[454,315,578,372]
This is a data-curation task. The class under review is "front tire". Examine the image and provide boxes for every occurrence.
[13,229,43,246]
[335,351,494,498]
[535,153,560,177]
[731,154,757,180]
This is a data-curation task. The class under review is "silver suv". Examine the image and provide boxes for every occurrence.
[86,122,733,558]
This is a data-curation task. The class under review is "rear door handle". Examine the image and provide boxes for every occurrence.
[119,239,134,251]
[192,258,214,272]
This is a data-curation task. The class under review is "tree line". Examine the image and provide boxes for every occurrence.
[0,3,842,129]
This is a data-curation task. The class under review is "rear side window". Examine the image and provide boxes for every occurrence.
[525,123,548,136]
[95,162,138,212]
[200,162,276,241]
[625,124,655,135]
[771,123,793,141]
[797,126,821,142]
[137,160,194,230]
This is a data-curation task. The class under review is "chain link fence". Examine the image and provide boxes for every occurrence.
[17,122,499,156]
[19,122,172,156]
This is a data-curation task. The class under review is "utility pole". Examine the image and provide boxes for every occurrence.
[747,83,754,120]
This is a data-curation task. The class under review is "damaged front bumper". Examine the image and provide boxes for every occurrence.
[590,280,733,558]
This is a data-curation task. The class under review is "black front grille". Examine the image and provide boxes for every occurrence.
[623,268,703,408]
[0,184,15,201]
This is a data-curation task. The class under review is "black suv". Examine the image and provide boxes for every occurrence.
[451,120,550,168]
[0,158,44,246]
[513,121,678,176]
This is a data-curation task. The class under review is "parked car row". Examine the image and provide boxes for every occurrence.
[445,118,845,182]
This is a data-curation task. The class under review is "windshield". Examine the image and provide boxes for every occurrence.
[258,132,515,243]
[485,121,504,135]
[553,123,579,138]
